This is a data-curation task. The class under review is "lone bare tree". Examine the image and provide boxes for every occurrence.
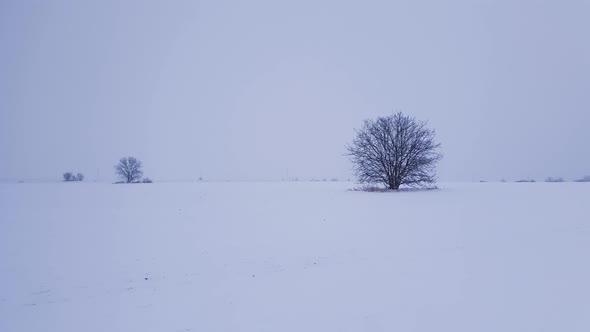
[347,112,442,190]
[115,157,143,183]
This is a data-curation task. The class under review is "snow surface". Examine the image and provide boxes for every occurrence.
[1,181,589,331]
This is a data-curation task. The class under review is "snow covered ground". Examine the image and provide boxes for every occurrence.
[1,181,589,332]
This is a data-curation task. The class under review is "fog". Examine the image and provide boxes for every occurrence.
[1,0,589,182]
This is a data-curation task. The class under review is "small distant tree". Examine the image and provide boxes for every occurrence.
[63,172,74,182]
[77,173,85,181]
[115,157,143,183]
[575,176,590,182]
[142,177,153,183]
[347,112,442,190]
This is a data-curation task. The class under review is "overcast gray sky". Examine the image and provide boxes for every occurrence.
[1,0,589,182]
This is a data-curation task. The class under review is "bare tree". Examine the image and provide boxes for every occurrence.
[347,112,442,190]
[63,172,74,182]
[77,173,85,181]
[115,157,143,183]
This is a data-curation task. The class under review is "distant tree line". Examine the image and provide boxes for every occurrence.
[545,177,564,183]
[61,156,152,184]
[495,176,589,183]
[54,116,589,188]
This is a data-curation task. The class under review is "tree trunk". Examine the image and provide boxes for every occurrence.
[388,179,400,190]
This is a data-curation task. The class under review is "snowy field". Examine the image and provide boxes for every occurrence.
[1,181,589,332]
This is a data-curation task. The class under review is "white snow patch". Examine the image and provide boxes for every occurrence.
[1,182,589,331]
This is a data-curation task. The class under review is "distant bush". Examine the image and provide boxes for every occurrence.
[142,177,153,183]
[63,172,74,182]
[575,176,590,182]
[545,177,564,183]
[63,172,84,182]
[515,179,535,183]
